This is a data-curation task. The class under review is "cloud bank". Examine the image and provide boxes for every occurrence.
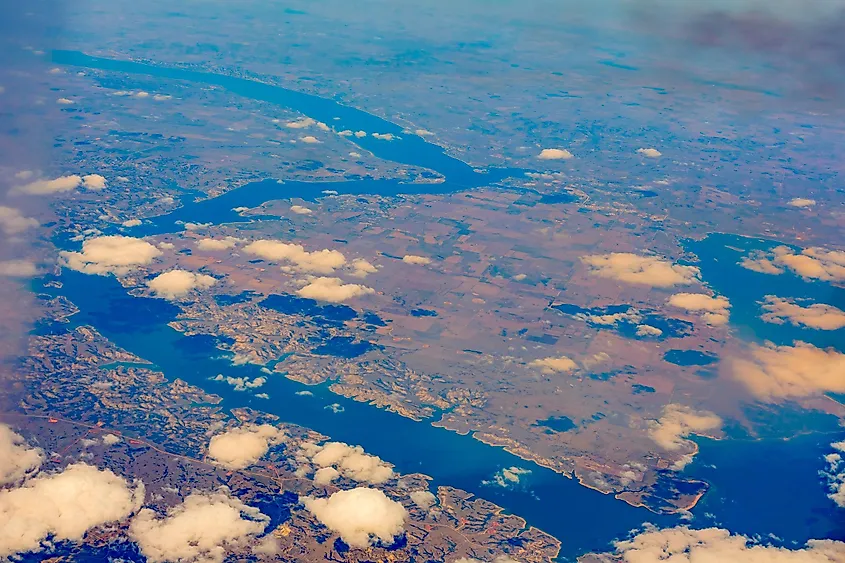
[648,404,721,469]
[302,488,407,548]
[581,253,700,287]
[740,246,845,282]
[0,206,39,235]
[0,424,42,485]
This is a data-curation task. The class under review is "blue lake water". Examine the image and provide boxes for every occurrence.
[47,52,845,558]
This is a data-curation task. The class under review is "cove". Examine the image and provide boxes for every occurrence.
[44,271,674,561]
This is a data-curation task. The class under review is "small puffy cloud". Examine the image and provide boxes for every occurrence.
[606,526,845,563]
[402,254,431,265]
[290,205,312,215]
[486,467,532,488]
[537,148,573,160]
[102,434,121,446]
[636,324,663,337]
[314,467,341,486]
[0,424,42,485]
[300,136,321,144]
[297,277,374,303]
[528,356,578,374]
[286,117,316,129]
[0,259,38,278]
[731,341,845,401]
[147,270,216,299]
[302,488,407,548]
[648,404,721,468]
[212,374,266,390]
[13,174,81,195]
[122,219,142,228]
[306,442,394,484]
[207,424,285,470]
[824,441,845,508]
[0,206,39,235]
[637,148,662,158]
[415,129,434,136]
[196,237,238,252]
[581,253,700,288]
[349,258,377,278]
[82,174,107,190]
[130,492,268,563]
[788,198,816,208]
[667,293,731,326]
[135,91,150,98]
[761,296,845,330]
[354,131,367,138]
[56,97,74,104]
[0,463,144,558]
[372,133,395,141]
[153,94,172,101]
[744,246,845,282]
[60,235,161,276]
[739,252,784,275]
[409,490,436,510]
[244,239,346,274]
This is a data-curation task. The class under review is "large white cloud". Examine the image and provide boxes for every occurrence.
[13,174,81,195]
[824,441,845,508]
[528,356,578,374]
[304,441,394,484]
[296,277,374,303]
[302,488,407,548]
[605,526,845,562]
[648,404,721,469]
[730,341,845,400]
[0,463,144,557]
[0,206,39,235]
[147,270,216,299]
[207,424,286,470]
[0,424,42,485]
[667,292,731,326]
[243,239,346,274]
[60,235,162,276]
[130,492,268,563]
[581,253,700,288]
[760,296,845,330]
[741,246,845,282]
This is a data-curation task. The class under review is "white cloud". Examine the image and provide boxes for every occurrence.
[196,237,238,252]
[207,424,285,470]
[581,253,700,288]
[82,174,107,190]
[290,205,312,215]
[349,258,377,278]
[742,246,845,282]
[56,97,74,105]
[130,492,268,563]
[297,277,374,303]
[286,117,316,129]
[415,129,434,136]
[409,490,436,510]
[306,442,394,484]
[788,198,816,208]
[0,259,38,278]
[486,467,532,488]
[606,526,845,563]
[402,254,431,265]
[302,488,407,548]
[13,174,81,195]
[243,239,347,274]
[824,441,845,508]
[372,133,395,141]
[637,148,662,158]
[147,270,216,299]
[739,252,784,275]
[667,293,731,326]
[0,206,39,235]
[122,219,142,228]
[212,374,266,391]
[761,296,845,330]
[730,341,845,401]
[153,94,172,101]
[0,463,144,558]
[314,467,341,486]
[354,131,367,138]
[537,148,573,160]
[300,136,321,144]
[102,434,121,446]
[648,404,721,469]
[60,235,161,276]
[0,424,42,485]
[528,356,578,374]
[636,324,663,337]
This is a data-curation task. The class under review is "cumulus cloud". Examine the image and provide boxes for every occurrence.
[606,525,845,563]
[60,235,162,276]
[637,148,662,158]
[636,324,663,337]
[415,129,434,136]
[0,424,42,485]
[648,404,721,469]
[102,434,121,446]
[0,206,39,235]
[824,441,845,508]
[761,296,845,330]
[290,205,312,215]
[314,467,341,486]
[742,246,845,282]
[372,133,396,141]
[789,198,816,208]
[196,237,238,251]
[731,341,845,400]
[528,356,578,374]
[56,97,74,105]
[207,424,285,470]
[244,239,346,274]
[302,488,407,548]
[0,259,38,278]
[485,467,532,488]
[537,148,573,160]
[739,251,784,275]
[305,441,394,484]
[212,374,267,391]
[285,117,316,129]
[667,292,731,326]
[82,174,107,190]
[409,490,436,510]
[147,270,216,299]
[0,463,144,558]
[581,253,700,287]
[296,277,374,303]
[122,219,142,228]
[130,492,268,563]
[13,174,81,195]
[402,254,431,265]
[349,258,377,278]
[300,136,321,144]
